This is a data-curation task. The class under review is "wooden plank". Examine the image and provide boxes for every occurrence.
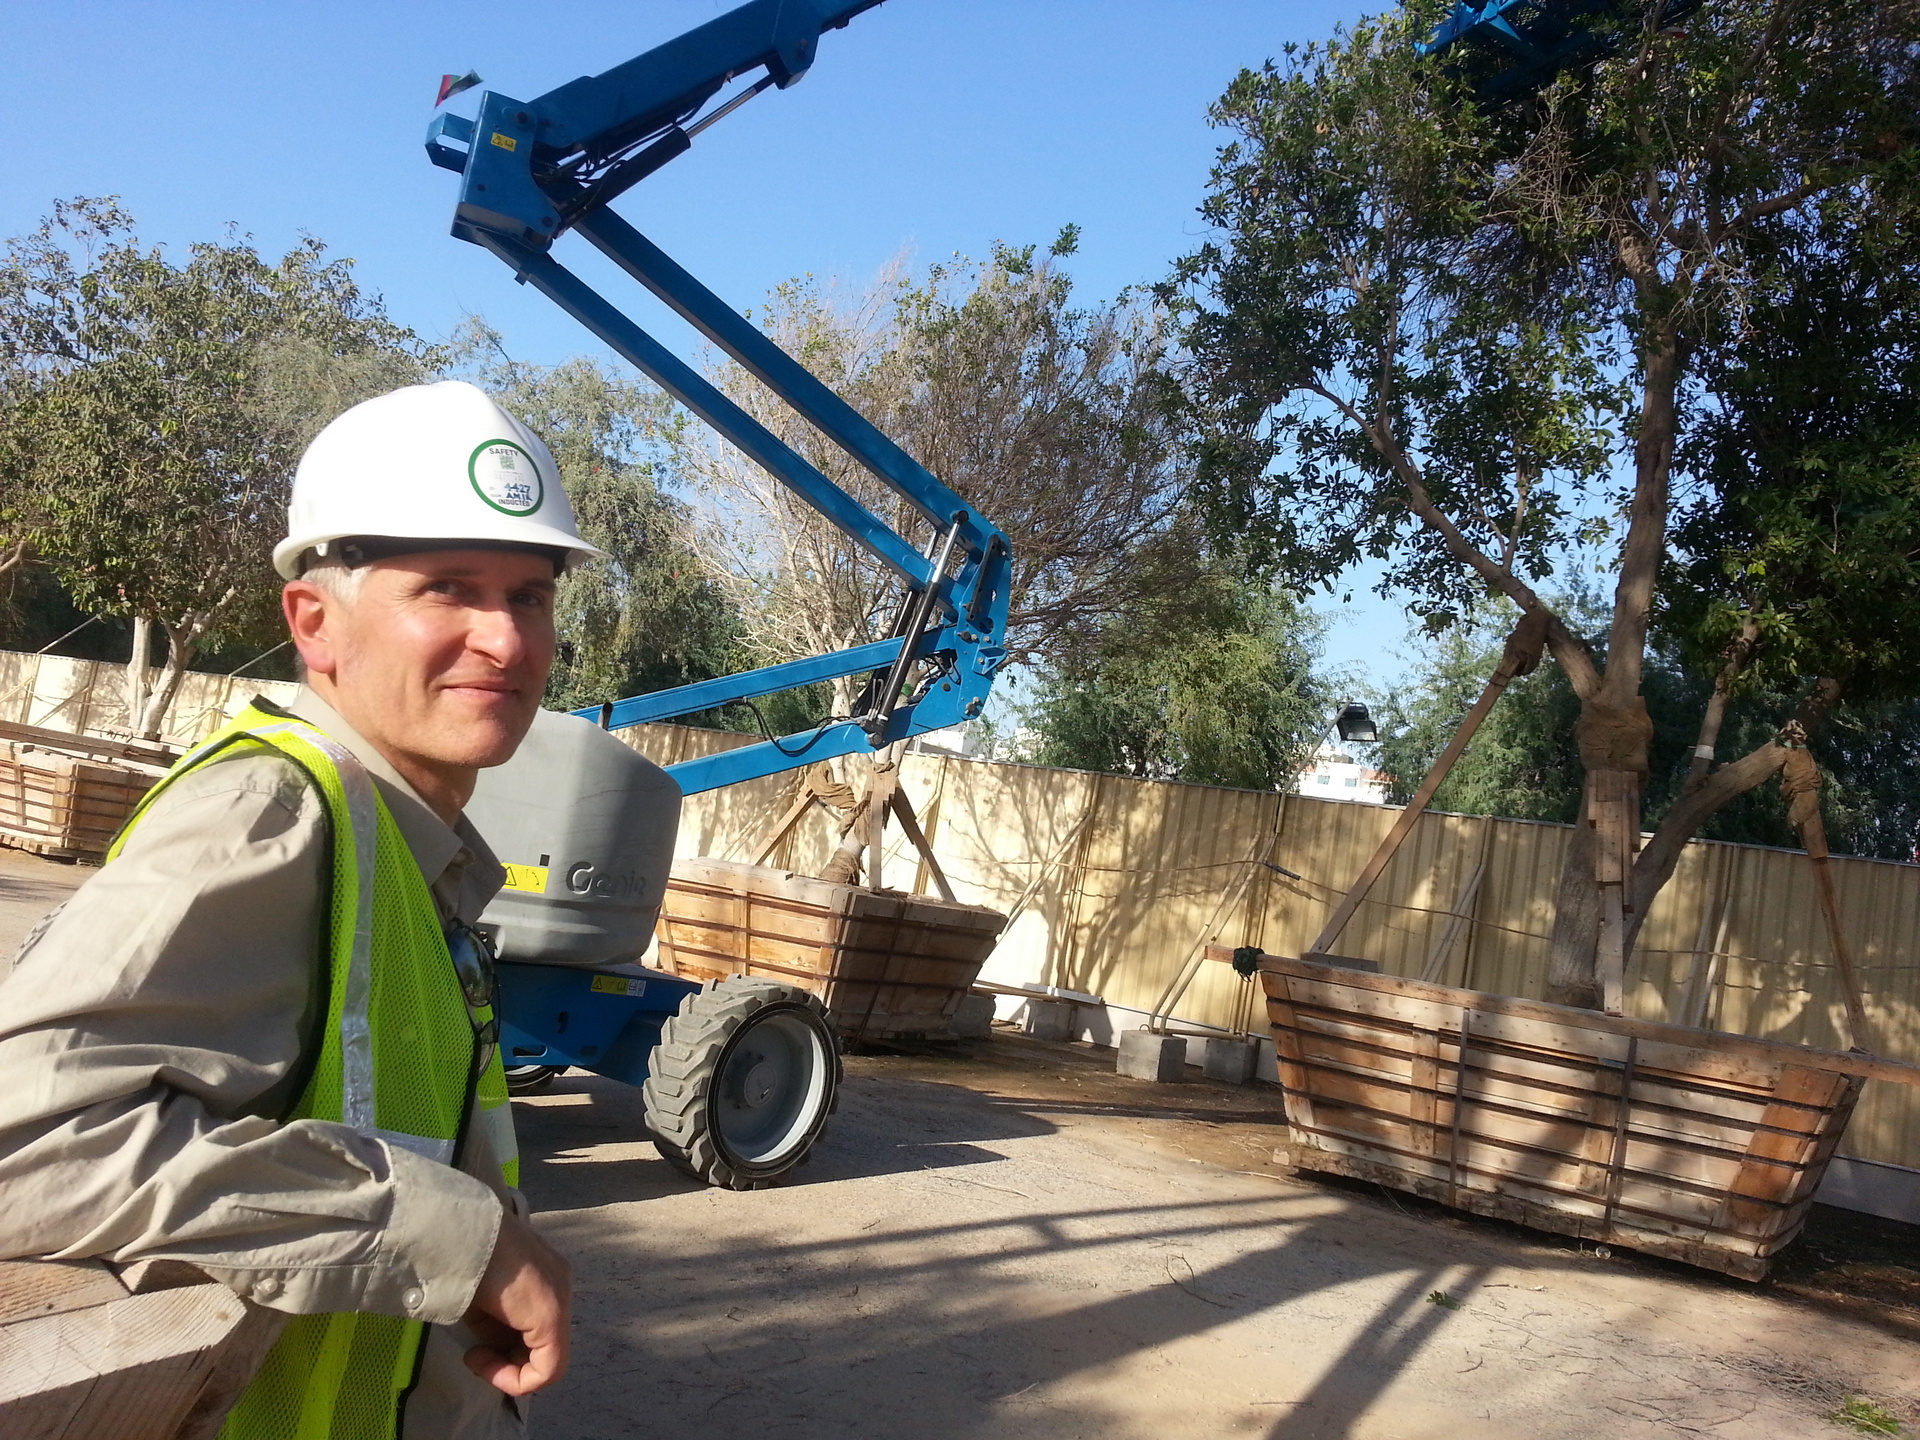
[0,1260,129,1326]
[1714,1067,1854,1240]
[1284,1010,1825,1158]
[1300,1118,1746,1235]
[659,858,1006,1038]
[1266,975,1860,1279]
[1260,955,1920,1090]
[0,1282,283,1440]
[1284,1145,1774,1280]
[1299,1038,1810,1196]
[0,719,178,766]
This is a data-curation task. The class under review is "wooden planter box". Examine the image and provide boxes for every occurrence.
[656,857,1008,1041]
[0,739,166,861]
[1258,954,1911,1281]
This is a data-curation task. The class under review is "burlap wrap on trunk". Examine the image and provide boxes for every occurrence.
[1575,696,1654,775]
[1779,747,1823,833]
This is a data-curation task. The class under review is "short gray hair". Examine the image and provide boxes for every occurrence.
[296,552,367,606]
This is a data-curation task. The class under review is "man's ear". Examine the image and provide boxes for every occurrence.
[283,581,341,680]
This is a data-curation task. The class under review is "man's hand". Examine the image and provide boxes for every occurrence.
[463,1207,572,1396]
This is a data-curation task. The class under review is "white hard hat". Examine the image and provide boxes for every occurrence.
[273,380,606,580]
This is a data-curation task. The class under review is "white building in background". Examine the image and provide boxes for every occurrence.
[908,723,986,760]
[1295,743,1390,805]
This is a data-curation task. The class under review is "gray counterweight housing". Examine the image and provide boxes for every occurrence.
[466,709,683,966]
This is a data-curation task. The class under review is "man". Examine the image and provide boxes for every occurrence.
[0,380,603,1438]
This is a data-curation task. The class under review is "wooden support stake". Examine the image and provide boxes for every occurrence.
[751,787,823,867]
[1599,1038,1639,1238]
[1446,1007,1475,1209]
[865,762,900,891]
[1309,610,1548,961]
[888,789,955,902]
[1781,746,1876,1054]
[0,1260,284,1440]
[1419,860,1487,984]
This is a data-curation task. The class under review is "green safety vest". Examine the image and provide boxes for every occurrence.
[108,702,517,1440]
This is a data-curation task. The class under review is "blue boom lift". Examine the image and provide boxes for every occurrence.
[427,1,1012,1188]
[1418,0,1701,102]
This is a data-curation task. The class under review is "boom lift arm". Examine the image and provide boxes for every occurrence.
[426,0,1010,797]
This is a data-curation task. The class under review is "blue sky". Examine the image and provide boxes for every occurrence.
[5,0,1420,687]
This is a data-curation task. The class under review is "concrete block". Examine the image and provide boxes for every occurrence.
[1117,1030,1186,1083]
[948,993,996,1038]
[1203,1036,1259,1085]
[1023,999,1077,1042]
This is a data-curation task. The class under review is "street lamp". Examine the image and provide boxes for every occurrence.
[1334,702,1377,744]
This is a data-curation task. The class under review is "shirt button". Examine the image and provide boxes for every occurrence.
[254,1277,282,1299]
[402,1286,425,1313]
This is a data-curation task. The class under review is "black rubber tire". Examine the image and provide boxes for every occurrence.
[505,1065,566,1095]
[643,978,841,1190]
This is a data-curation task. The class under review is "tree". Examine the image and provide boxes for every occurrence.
[1377,598,1920,862]
[449,321,742,716]
[671,234,1198,702]
[1021,558,1332,790]
[1172,2,1920,1006]
[1,199,433,735]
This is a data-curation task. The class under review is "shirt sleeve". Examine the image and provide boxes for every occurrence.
[0,748,501,1324]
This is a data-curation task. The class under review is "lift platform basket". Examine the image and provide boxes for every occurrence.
[1258,954,1898,1281]
[656,857,1007,1042]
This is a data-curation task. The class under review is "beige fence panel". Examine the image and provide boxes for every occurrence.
[0,651,295,747]
[606,723,1917,1173]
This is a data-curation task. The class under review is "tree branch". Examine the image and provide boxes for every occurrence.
[1624,676,1843,950]
[1683,614,1760,793]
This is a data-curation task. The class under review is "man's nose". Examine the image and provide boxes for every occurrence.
[467,601,529,667]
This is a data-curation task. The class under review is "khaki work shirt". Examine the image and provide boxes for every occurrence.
[0,689,528,1438]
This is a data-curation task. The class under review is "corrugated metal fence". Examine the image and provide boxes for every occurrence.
[4,650,1913,1172]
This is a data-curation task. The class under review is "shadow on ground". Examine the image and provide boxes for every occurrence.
[508,1060,1628,1440]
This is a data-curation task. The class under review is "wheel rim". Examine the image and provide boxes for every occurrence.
[711,1008,830,1167]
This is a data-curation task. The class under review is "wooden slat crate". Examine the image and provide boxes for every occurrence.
[656,857,1008,1041]
[0,738,167,861]
[1258,954,1920,1280]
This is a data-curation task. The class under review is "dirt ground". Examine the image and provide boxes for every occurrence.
[513,1037,1920,1440]
[4,847,1918,1438]
[0,846,82,963]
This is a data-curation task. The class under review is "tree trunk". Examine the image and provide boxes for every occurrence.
[1549,324,1681,1010]
[126,615,152,734]
[137,619,203,741]
[1546,815,1604,1009]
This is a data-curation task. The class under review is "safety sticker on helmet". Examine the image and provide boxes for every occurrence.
[469,439,545,516]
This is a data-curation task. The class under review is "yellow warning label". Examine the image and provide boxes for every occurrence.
[590,975,646,998]
[490,132,518,152]
[501,863,548,893]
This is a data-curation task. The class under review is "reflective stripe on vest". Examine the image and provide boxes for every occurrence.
[109,704,517,1440]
